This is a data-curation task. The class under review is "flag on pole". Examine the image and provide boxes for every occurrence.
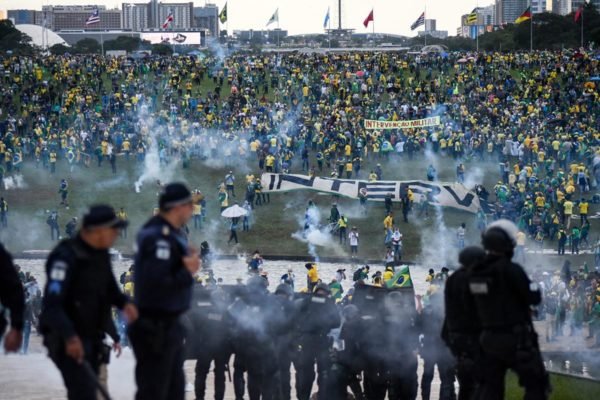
[410,12,425,31]
[467,8,478,25]
[363,9,374,28]
[385,266,414,288]
[219,2,227,24]
[162,11,174,29]
[323,7,330,29]
[267,8,279,26]
[574,4,583,22]
[85,7,100,25]
[515,7,531,24]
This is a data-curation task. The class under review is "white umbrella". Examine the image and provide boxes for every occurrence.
[221,204,248,218]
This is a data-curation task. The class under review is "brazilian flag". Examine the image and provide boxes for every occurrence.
[219,3,228,24]
[385,266,413,288]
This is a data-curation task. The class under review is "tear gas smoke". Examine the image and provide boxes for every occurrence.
[3,174,27,190]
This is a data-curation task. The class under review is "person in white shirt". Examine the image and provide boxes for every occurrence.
[348,227,359,258]
[391,228,403,261]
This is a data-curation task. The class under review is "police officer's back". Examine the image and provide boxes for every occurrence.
[40,205,136,400]
[442,246,486,400]
[469,220,549,400]
[129,183,200,400]
[0,243,24,353]
[293,283,341,400]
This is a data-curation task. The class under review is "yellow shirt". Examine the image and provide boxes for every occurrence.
[579,202,588,215]
[563,201,574,215]
[307,267,319,283]
[383,216,393,230]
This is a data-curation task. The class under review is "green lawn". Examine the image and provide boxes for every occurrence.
[0,153,595,270]
[506,372,600,400]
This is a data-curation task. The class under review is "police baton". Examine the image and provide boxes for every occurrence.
[82,360,113,400]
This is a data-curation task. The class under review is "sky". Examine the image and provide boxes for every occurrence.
[1,0,496,37]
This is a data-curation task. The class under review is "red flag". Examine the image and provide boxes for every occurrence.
[162,11,174,29]
[363,9,374,28]
[574,5,583,23]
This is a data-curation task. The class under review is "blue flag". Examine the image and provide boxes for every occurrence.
[323,7,330,29]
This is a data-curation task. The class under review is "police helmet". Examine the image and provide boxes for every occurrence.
[314,283,331,297]
[275,283,294,298]
[458,246,486,268]
[482,219,519,255]
[342,304,360,321]
[246,275,268,292]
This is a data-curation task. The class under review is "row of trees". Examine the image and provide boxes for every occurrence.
[414,4,600,51]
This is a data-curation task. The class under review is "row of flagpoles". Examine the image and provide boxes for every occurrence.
[83,1,589,52]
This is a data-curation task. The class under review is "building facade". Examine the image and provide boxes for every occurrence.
[571,0,600,11]
[122,3,150,31]
[495,0,528,24]
[193,3,219,37]
[531,0,548,13]
[41,5,122,31]
[157,3,193,30]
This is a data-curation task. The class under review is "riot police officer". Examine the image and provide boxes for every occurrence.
[442,246,486,400]
[328,304,366,400]
[40,205,137,400]
[186,285,233,400]
[272,283,297,400]
[129,183,200,400]
[229,276,281,400]
[419,286,456,400]
[469,220,550,400]
[293,283,341,400]
[0,243,24,353]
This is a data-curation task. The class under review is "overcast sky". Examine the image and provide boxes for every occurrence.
[2,0,495,37]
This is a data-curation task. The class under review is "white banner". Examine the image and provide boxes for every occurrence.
[261,173,483,214]
[363,116,441,130]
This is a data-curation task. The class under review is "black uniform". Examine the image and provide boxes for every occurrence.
[469,254,549,400]
[130,215,194,400]
[419,291,456,400]
[328,307,366,400]
[184,286,233,400]
[0,244,24,340]
[229,280,282,400]
[272,287,297,400]
[443,266,482,400]
[293,293,341,400]
[40,236,128,400]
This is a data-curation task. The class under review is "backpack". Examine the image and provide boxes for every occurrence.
[353,268,362,282]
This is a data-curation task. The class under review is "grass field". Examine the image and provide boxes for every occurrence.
[506,371,600,400]
[0,150,596,270]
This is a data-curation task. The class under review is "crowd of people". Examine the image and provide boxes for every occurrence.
[1,48,600,399]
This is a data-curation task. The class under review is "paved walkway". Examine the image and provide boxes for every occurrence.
[0,335,441,400]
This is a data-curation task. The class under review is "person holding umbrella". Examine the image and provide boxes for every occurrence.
[221,203,249,245]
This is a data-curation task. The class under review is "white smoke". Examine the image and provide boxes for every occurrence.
[134,103,179,192]
[3,174,27,190]
[291,203,344,261]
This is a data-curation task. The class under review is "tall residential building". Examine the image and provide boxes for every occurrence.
[424,19,436,32]
[531,0,548,13]
[122,3,150,31]
[157,3,193,30]
[193,3,219,37]
[7,9,37,24]
[41,5,121,31]
[552,0,572,15]
[495,0,528,24]
[572,0,600,11]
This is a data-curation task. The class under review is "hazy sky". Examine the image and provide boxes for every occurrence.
[2,0,495,37]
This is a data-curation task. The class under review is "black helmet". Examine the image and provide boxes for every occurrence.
[342,304,360,320]
[482,219,519,255]
[458,246,486,268]
[246,276,268,292]
[275,283,293,298]
[314,283,331,296]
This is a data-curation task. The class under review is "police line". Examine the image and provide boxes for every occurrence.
[363,116,441,130]
[261,173,484,214]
